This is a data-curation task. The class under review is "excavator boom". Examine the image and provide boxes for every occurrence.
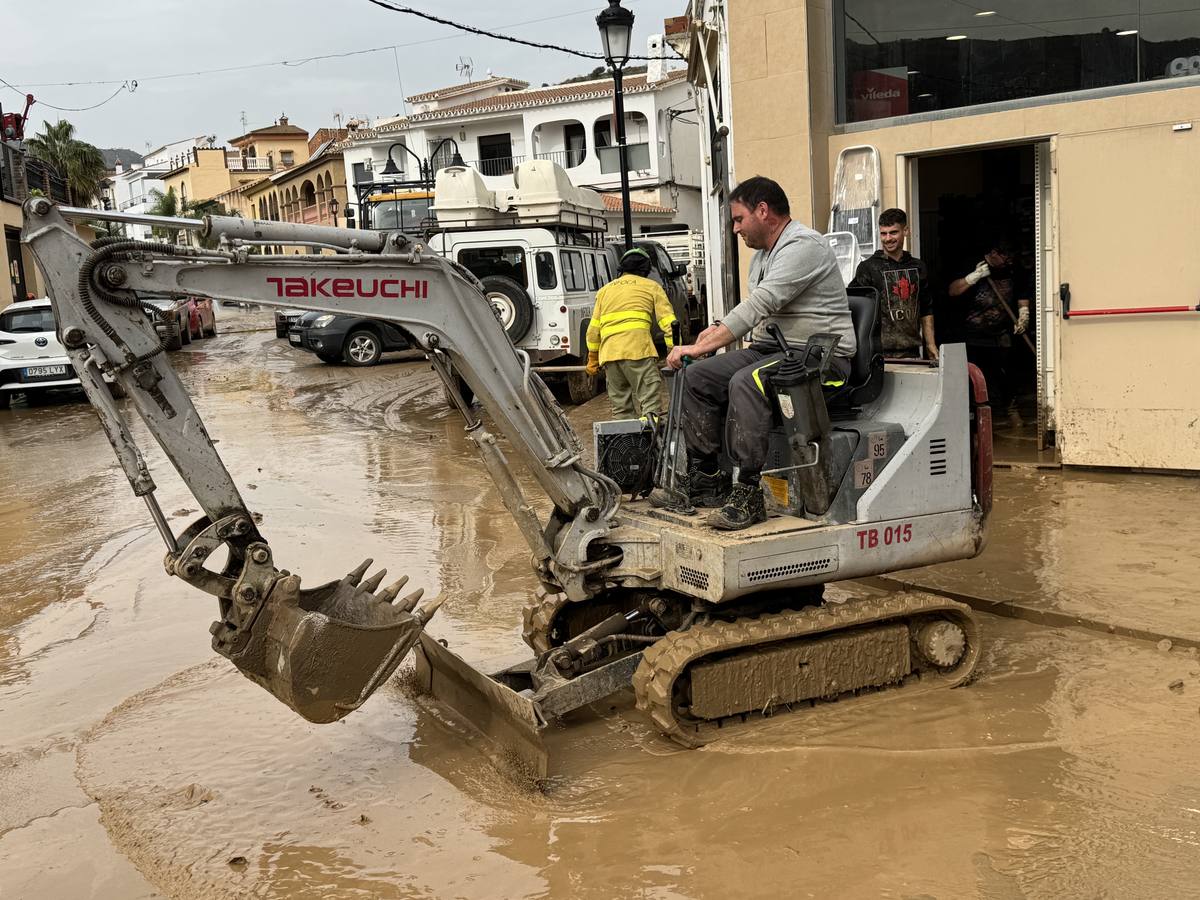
[20,200,619,722]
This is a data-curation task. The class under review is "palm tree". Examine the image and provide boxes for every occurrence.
[24,119,108,206]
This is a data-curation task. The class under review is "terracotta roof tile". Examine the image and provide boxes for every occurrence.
[407,76,529,103]
[601,194,675,215]
[407,69,687,122]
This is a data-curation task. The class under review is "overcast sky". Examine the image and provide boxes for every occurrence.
[3,0,686,152]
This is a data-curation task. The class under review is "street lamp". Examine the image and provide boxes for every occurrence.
[597,0,635,251]
[329,196,339,221]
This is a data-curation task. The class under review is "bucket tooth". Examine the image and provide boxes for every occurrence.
[214,561,434,724]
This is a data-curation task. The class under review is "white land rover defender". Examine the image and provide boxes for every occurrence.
[426,161,615,405]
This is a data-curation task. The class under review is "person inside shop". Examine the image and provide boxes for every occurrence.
[949,235,1033,426]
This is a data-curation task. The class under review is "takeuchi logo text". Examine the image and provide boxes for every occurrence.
[266,276,429,299]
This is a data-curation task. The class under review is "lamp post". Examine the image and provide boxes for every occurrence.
[597,0,635,251]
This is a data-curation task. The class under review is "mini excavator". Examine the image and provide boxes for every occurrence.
[22,195,991,777]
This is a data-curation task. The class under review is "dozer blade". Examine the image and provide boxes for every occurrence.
[215,561,444,724]
[411,633,643,782]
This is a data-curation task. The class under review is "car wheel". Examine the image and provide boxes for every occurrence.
[316,351,342,364]
[0,392,9,410]
[344,330,382,366]
[479,275,534,343]
[565,370,602,405]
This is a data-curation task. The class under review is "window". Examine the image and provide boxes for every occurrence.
[477,133,515,176]
[352,162,371,186]
[561,250,588,292]
[281,150,295,166]
[370,196,434,232]
[0,307,56,334]
[585,253,601,291]
[563,123,587,168]
[836,1,1200,124]
[457,246,528,288]
[536,251,557,290]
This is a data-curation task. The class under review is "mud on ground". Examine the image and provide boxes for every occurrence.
[2,312,1199,899]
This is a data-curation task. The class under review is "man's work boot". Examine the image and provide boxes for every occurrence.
[706,481,767,531]
[649,465,730,510]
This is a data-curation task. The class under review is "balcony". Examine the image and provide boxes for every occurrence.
[534,148,586,169]
[119,193,147,210]
[226,155,272,172]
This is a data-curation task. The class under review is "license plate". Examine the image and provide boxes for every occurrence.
[24,365,68,378]
[288,334,301,344]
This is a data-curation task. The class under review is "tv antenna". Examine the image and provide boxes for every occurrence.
[456,57,474,81]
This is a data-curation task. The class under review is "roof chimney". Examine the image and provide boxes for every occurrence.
[279,114,288,126]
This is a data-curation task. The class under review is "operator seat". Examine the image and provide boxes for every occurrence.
[826,285,883,415]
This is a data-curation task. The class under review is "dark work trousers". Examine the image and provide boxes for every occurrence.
[966,343,1010,411]
[681,345,851,481]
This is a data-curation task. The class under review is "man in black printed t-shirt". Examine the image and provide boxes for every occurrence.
[849,208,937,360]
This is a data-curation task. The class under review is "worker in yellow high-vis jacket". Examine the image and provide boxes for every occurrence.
[586,247,677,418]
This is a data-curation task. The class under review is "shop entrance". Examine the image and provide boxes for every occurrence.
[911,142,1056,464]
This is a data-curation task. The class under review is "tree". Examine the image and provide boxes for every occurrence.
[145,187,229,248]
[24,119,108,206]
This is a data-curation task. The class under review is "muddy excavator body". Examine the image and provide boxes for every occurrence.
[22,191,991,778]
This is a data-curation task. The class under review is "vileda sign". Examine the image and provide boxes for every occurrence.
[852,67,909,120]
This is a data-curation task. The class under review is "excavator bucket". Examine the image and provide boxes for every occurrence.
[215,562,443,724]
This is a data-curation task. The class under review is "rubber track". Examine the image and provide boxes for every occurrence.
[521,585,568,656]
[631,592,980,749]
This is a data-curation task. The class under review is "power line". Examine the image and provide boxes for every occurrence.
[6,3,671,90]
[0,76,134,112]
[364,0,685,62]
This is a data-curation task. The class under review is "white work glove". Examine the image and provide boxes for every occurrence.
[1014,307,1030,335]
[964,261,991,287]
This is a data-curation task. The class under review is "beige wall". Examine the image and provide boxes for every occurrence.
[727,0,1200,470]
[161,148,235,206]
[231,135,310,169]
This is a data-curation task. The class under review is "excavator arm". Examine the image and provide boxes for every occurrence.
[20,199,620,722]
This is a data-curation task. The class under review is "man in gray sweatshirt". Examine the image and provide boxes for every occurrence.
[657,176,856,530]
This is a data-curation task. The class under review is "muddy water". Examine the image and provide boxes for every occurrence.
[3,317,1200,898]
[903,466,1200,643]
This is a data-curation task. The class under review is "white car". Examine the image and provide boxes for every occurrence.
[0,298,120,409]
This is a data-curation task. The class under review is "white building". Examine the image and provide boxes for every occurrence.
[106,135,209,240]
[341,55,701,238]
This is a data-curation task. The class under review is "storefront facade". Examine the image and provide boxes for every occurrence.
[728,1,1200,470]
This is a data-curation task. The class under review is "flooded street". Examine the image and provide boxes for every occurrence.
[2,313,1199,899]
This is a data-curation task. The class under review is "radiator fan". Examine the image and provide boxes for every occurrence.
[594,419,657,497]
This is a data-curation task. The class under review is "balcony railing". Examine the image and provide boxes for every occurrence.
[0,142,22,202]
[226,155,272,172]
[534,148,586,169]
[476,155,524,177]
[119,193,147,210]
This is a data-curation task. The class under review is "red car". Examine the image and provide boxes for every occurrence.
[144,295,218,349]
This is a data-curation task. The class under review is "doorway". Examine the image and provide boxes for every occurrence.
[912,143,1056,465]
